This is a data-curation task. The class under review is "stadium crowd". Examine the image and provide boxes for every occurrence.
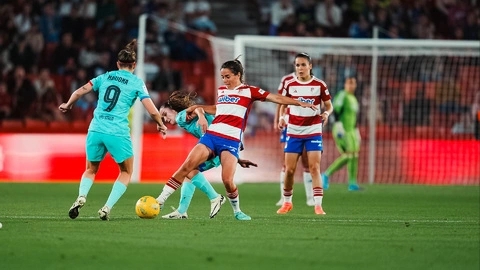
[263,0,479,40]
[0,0,478,135]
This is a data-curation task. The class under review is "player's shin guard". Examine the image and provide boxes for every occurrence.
[177,181,195,214]
[191,172,218,200]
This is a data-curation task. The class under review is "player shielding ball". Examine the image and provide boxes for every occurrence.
[277,53,333,215]
[60,39,167,220]
[158,91,257,219]
[155,57,317,220]
[322,77,361,191]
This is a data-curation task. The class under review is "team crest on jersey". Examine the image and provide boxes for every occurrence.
[218,95,240,103]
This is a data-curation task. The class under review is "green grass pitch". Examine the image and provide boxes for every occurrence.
[0,183,478,270]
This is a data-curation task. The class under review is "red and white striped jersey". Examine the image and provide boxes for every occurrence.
[277,72,295,94]
[281,76,331,138]
[207,84,270,141]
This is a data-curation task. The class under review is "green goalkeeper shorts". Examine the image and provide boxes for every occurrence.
[332,127,361,154]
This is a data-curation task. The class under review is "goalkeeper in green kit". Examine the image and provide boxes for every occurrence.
[322,77,361,191]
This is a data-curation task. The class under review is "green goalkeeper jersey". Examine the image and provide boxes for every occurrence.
[333,90,359,132]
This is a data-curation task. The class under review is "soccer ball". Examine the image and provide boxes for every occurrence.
[135,196,160,219]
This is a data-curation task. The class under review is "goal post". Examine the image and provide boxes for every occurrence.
[218,35,480,185]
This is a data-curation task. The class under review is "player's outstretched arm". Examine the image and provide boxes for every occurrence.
[141,98,167,135]
[59,83,93,112]
[265,93,317,111]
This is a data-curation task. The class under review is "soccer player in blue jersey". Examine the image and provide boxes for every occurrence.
[158,91,257,219]
[59,39,167,220]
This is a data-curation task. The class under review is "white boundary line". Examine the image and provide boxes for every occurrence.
[0,216,477,223]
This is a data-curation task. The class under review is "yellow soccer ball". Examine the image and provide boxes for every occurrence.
[135,196,160,219]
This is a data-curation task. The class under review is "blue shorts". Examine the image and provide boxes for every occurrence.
[199,133,241,159]
[280,128,287,143]
[198,156,221,172]
[284,135,323,154]
[86,131,133,163]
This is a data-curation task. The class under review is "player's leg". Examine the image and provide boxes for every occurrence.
[98,135,135,220]
[156,143,211,207]
[276,128,287,206]
[220,150,250,220]
[192,159,226,218]
[69,132,105,219]
[162,178,193,219]
[306,148,326,215]
[322,130,349,190]
[300,148,314,206]
[277,137,301,214]
[346,128,361,191]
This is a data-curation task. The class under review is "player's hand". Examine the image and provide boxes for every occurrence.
[321,112,329,126]
[278,117,286,129]
[238,159,258,168]
[197,117,208,134]
[58,103,72,113]
[299,102,317,111]
[157,124,167,139]
[333,122,345,138]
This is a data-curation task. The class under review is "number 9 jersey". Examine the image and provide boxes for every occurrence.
[88,70,150,137]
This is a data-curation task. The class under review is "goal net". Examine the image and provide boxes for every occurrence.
[209,35,480,185]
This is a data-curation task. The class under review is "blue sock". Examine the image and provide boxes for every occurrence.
[191,173,218,200]
[105,181,127,209]
[177,181,195,214]
[79,177,94,197]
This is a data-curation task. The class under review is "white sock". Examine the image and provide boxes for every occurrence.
[279,171,285,198]
[156,185,176,204]
[313,195,323,206]
[283,189,293,203]
[303,172,313,200]
[227,189,241,213]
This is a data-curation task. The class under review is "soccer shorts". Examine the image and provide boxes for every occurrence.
[86,131,133,163]
[280,127,287,143]
[199,132,241,159]
[332,127,361,153]
[198,156,221,172]
[284,135,323,154]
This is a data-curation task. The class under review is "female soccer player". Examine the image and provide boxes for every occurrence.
[322,77,361,191]
[277,52,333,215]
[158,91,257,219]
[156,57,317,220]
[274,72,314,207]
[59,39,167,220]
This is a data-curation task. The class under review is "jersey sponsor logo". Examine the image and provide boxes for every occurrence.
[99,115,114,121]
[217,95,240,104]
[297,97,315,104]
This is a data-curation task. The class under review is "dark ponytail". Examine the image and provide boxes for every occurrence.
[117,39,137,68]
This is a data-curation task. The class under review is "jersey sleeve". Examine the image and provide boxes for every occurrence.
[320,82,332,102]
[250,86,269,101]
[89,73,107,92]
[138,81,150,101]
[176,109,215,139]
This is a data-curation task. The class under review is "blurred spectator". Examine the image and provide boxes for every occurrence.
[87,51,111,78]
[78,39,99,70]
[164,21,207,61]
[403,89,433,126]
[6,66,37,119]
[37,83,65,122]
[13,3,36,35]
[53,32,79,75]
[295,0,317,32]
[277,14,297,36]
[412,14,435,39]
[24,24,45,60]
[96,0,118,29]
[0,81,12,119]
[8,35,36,73]
[269,0,295,36]
[33,68,55,98]
[184,0,217,33]
[151,57,183,106]
[78,0,98,26]
[39,3,61,43]
[61,3,86,43]
[315,0,343,36]
[349,15,371,38]
[463,10,478,40]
